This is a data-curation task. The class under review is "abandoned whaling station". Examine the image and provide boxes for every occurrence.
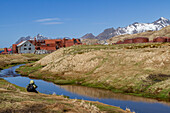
[1,36,170,55]
[11,37,82,54]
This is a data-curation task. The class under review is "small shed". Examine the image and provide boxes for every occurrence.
[17,40,35,53]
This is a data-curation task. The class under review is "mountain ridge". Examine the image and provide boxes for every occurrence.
[80,17,170,40]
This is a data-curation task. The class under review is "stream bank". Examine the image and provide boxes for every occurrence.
[8,65,169,113]
[0,65,129,113]
[16,63,170,102]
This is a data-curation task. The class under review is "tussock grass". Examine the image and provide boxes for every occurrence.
[17,43,170,101]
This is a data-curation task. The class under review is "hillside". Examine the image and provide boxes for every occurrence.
[17,43,170,100]
[107,25,170,44]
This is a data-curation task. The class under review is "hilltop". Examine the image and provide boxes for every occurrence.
[17,43,170,101]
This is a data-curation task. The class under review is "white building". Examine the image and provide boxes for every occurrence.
[17,40,35,53]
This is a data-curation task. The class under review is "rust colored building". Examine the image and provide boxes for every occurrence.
[133,37,149,43]
[12,38,82,54]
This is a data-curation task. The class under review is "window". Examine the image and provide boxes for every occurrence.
[47,44,50,46]
[24,48,27,50]
[24,44,27,46]
[29,48,31,50]
[30,44,32,46]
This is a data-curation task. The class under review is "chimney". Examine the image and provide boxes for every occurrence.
[34,36,37,45]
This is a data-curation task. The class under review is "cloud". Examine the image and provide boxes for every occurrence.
[35,17,63,25]
[42,22,64,25]
[35,18,60,22]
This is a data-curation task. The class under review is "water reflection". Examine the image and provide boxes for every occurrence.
[60,85,170,106]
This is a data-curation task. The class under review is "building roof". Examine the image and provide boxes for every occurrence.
[17,40,32,47]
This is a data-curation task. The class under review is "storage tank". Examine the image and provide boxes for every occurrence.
[123,39,133,44]
[133,37,149,43]
[153,37,167,42]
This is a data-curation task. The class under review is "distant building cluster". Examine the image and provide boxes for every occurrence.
[11,38,82,54]
[1,36,170,55]
[114,37,170,44]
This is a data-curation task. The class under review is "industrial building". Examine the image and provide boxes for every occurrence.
[12,38,82,54]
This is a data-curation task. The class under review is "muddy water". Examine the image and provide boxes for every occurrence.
[0,65,170,113]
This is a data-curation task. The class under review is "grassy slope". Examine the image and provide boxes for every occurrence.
[17,43,170,101]
[0,78,129,113]
[0,54,47,70]
[107,25,170,44]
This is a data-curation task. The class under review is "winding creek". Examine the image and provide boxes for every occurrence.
[0,64,170,113]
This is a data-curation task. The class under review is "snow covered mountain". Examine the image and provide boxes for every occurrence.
[115,17,170,35]
[83,17,170,40]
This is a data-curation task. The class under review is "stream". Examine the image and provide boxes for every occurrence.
[0,64,170,113]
